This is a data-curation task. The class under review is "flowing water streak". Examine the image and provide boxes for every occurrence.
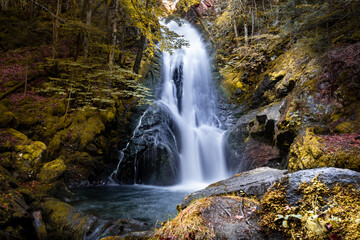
[158,20,228,185]
[108,109,149,184]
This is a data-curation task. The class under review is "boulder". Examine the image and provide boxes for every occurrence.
[37,159,66,184]
[0,128,46,181]
[178,167,287,210]
[286,167,360,204]
[156,196,264,240]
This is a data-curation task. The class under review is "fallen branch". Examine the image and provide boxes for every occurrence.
[240,198,250,225]
[220,204,232,218]
[0,74,41,101]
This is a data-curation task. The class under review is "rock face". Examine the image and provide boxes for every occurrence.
[178,167,288,210]
[195,0,217,17]
[116,105,180,186]
[226,102,283,173]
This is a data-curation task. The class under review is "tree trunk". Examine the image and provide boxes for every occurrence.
[251,7,255,37]
[244,21,248,46]
[133,34,146,74]
[108,0,119,69]
[52,0,61,59]
[231,1,240,47]
[84,0,92,61]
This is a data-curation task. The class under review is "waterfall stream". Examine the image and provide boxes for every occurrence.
[112,20,229,187]
[159,20,228,185]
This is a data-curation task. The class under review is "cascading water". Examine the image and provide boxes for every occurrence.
[112,20,229,187]
[72,21,230,234]
[159,20,228,185]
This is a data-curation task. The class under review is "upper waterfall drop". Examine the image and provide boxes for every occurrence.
[112,20,229,187]
[159,20,228,185]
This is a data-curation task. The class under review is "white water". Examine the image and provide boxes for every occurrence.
[159,20,228,186]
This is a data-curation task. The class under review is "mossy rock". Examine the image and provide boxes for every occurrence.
[48,109,106,154]
[39,198,91,240]
[0,128,46,180]
[80,116,105,149]
[259,170,360,240]
[0,104,18,128]
[289,128,360,172]
[37,159,66,184]
[156,196,262,240]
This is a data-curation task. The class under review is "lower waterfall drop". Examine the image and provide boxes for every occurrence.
[159,20,228,185]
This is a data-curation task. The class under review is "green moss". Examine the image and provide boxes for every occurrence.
[80,117,105,149]
[259,176,360,239]
[40,198,88,240]
[289,128,360,172]
[0,104,18,128]
[37,159,66,184]
[0,128,46,180]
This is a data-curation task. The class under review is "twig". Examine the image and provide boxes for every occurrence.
[240,198,250,225]
[220,204,232,217]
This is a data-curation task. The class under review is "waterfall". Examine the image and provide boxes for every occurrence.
[158,20,228,185]
[112,20,229,186]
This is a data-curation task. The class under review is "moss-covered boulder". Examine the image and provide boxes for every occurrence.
[0,128,46,181]
[48,109,108,155]
[156,196,262,240]
[37,159,66,184]
[38,198,97,240]
[289,128,360,172]
[259,168,360,240]
[0,104,18,128]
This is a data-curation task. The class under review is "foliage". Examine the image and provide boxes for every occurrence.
[40,58,152,109]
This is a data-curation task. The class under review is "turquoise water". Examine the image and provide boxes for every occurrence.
[70,185,191,225]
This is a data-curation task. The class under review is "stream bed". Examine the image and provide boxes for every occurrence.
[70,185,192,225]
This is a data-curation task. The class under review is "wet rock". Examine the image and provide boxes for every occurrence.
[32,210,47,240]
[178,167,287,210]
[38,198,99,240]
[99,219,151,239]
[117,106,180,186]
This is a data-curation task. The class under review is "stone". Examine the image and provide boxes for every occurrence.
[286,167,360,204]
[37,159,67,184]
[178,167,288,210]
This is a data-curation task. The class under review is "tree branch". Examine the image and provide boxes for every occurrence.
[29,0,66,23]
